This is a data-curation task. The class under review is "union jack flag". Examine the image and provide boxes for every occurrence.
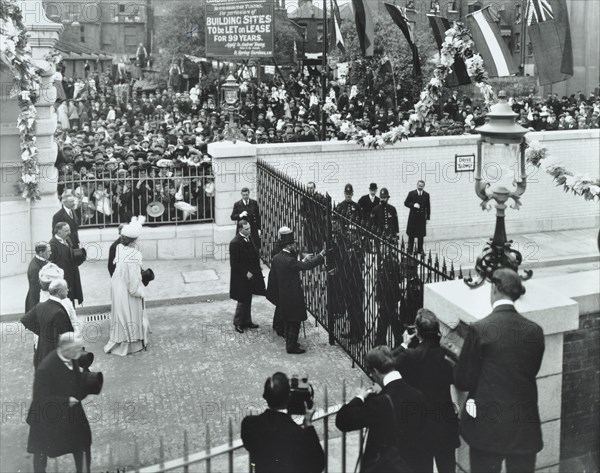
[526,0,554,25]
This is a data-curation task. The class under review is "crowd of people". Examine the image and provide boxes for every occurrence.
[51,63,600,227]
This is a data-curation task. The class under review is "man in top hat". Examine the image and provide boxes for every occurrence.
[229,220,265,334]
[370,188,399,242]
[231,188,262,251]
[358,183,380,224]
[26,333,101,473]
[404,180,430,254]
[52,194,80,249]
[25,243,51,312]
[270,230,326,354]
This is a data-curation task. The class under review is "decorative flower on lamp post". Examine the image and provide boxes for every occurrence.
[464,90,533,288]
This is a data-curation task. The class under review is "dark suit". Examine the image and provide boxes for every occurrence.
[267,242,285,336]
[107,237,120,277]
[241,410,325,473]
[454,304,545,473]
[336,377,428,472]
[370,202,399,240]
[229,234,265,328]
[27,350,91,472]
[395,339,460,473]
[52,207,80,248]
[358,194,380,221]
[231,198,261,249]
[21,299,74,368]
[404,189,430,253]
[271,250,324,352]
[25,258,48,312]
[49,237,83,305]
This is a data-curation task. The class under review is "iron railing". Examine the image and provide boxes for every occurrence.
[257,159,460,372]
[57,166,215,227]
[124,383,364,473]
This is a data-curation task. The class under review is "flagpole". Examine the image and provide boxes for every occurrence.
[520,0,527,75]
[389,59,398,109]
[321,0,328,141]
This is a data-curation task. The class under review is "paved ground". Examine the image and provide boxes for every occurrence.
[2,228,598,318]
[0,298,370,473]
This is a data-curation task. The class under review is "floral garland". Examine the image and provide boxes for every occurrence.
[1,0,44,201]
[330,21,495,149]
[525,139,600,201]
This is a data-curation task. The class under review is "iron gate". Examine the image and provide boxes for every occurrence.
[257,159,459,372]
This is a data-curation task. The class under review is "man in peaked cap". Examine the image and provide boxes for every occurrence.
[358,183,380,223]
[370,188,399,242]
[333,184,365,344]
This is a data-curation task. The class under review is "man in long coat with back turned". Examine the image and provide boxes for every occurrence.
[50,222,84,306]
[271,231,326,354]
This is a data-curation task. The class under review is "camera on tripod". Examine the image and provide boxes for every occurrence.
[287,375,314,415]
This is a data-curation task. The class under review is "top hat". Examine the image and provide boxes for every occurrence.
[280,232,297,245]
[369,183,378,191]
[78,351,95,371]
[141,268,155,286]
[80,371,104,396]
[73,247,87,266]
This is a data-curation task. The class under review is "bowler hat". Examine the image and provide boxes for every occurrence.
[80,371,103,396]
[369,183,378,191]
[141,268,155,286]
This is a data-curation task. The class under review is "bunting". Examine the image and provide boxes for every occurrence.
[352,0,374,57]
[427,14,471,86]
[384,3,422,77]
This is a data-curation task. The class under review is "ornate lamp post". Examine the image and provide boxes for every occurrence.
[221,74,240,125]
[465,91,533,288]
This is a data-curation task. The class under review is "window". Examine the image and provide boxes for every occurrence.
[514,32,521,53]
[298,22,307,41]
[119,4,125,13]
[124,25,139,51]
[317,24,324,42]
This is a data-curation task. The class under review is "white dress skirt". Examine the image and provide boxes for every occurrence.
[104,244,150,356]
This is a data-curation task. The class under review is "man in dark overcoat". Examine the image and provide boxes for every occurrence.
[404,180,430,254]
[266,227,293,337]
[25,244,51,312]
[299,182,324,253]
[26,334,99,473]
[49,222,83,305]
[270,232,326,354]
[231,187,261,250]
[394,309,460,473]
[241,372,325,473]
[52,194,80,248]
[21,279,74,368]
[454,268,545,473]
[358,183,380,222]
[229,220,265,333]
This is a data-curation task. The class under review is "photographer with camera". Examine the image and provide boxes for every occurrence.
[26,333,103,473]
[393,309,460,473]
[241,372,325,473]
[336,346,428,472]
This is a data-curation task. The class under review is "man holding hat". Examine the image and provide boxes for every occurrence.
[370,188,399,242]
[26,333,102,473]
[270,230,326,354]
[358,183,380,223]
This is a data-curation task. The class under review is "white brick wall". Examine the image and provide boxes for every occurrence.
[256,130,600,240]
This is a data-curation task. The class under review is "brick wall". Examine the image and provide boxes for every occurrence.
[256,130,600,240]
[560,310,600,473]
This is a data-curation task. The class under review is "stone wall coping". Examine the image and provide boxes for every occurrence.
[424,275,580,335]
[208,141,257,158]
[533,270,600,316]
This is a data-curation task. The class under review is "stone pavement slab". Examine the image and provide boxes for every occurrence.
[0,298,370,473]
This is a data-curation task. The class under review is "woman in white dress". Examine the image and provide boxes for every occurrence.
[104,217,150,356]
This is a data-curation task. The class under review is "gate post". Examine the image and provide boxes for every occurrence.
[207,141,257,261]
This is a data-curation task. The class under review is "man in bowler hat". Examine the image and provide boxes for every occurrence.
[358,183,380,223]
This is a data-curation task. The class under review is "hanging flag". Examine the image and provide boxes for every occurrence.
[465,7,518,77]
[526,0,573,85]
[384,3,422,77]
[330,0,346,54]
[352,0,374,57]
[427,14,471,86]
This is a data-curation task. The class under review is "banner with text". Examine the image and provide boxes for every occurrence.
[205,0,274,58]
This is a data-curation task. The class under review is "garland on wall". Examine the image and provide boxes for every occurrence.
[329,21,494,149]
[1,0,42,201]
[525,139,600,201]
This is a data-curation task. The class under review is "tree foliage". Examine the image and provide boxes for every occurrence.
[339,11,437,102]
